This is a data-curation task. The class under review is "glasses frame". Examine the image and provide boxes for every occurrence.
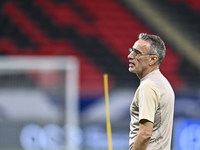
[129,48,155,57]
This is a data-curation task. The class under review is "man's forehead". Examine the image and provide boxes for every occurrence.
[133,39,150,49]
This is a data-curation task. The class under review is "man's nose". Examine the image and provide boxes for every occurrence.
[128,52,134,59]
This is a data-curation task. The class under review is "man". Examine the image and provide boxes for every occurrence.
[128,33,175,150]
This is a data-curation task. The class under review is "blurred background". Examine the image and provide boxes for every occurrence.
[0,0,200,150]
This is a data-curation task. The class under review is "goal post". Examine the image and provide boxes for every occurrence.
[0,56,80,150]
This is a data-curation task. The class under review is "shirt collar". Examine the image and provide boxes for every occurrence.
[140,69,160,82]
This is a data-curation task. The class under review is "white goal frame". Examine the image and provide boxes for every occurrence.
[0,56,80,150]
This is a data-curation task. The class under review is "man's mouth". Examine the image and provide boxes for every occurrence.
[129,62,135,67]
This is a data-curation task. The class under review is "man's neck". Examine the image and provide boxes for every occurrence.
[137,65,159,79]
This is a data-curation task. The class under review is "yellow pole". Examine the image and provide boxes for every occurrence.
[103,74,113,150]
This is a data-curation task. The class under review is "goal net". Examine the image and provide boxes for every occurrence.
[0,56,80,150]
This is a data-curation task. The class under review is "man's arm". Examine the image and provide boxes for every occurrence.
[132,119,153,150]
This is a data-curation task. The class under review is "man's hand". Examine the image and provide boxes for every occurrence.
[132,119,153,150]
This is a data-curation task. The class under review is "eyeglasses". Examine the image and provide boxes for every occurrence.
[129,48,155,57]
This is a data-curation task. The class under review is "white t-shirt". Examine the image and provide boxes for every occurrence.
[129,69,175,150]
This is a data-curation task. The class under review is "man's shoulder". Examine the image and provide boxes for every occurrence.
[140,79,156,86]
[139,79,158,91]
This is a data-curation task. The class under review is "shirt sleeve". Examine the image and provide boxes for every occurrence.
[138,80,160,123]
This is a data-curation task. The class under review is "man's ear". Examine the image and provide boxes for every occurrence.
[149,55,158,66]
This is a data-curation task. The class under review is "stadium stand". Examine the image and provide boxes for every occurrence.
[0,0,187,96]
[169,0,200,11]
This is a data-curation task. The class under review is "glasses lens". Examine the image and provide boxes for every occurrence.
[129,48,133,53]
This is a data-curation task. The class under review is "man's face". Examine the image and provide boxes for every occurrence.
[128,39,151,77]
